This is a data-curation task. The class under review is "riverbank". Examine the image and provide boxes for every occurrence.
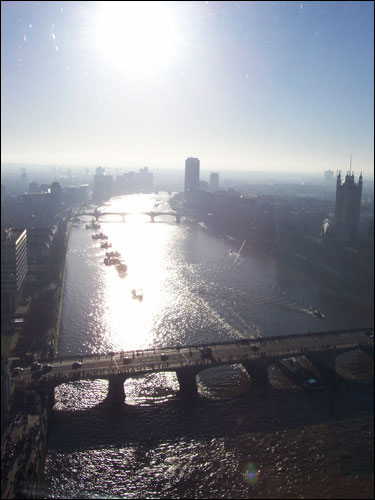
[47,220,72,357]
[1,218,72,500]
[170,193,373,309]
[32,221,72,499]
[1,397,49,499]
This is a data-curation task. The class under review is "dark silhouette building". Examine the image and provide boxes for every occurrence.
[334,170,362,243]
[50,181,62,214]
[184,157,200,194]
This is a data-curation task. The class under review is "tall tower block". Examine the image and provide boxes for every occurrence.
[334,168,362,243]
[184,157,200,194]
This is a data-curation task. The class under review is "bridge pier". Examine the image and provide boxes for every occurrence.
[306,351,337,386]
[176,214,181,223]
[359,345,374,360]
[122,214,126,222]
[107,375,127,405]
[176,368,198,398]
[150,214,155,223]
[242,360,270,387]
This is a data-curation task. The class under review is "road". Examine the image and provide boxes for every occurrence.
[11,328,373,386]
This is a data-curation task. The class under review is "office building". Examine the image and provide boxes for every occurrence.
[324,170,334,183]
[19,192,54,228]
[1,228,28,314]
[93,167,113,202]
[209,172,220,192]
[184,157,200,194]
[139,167,153,192]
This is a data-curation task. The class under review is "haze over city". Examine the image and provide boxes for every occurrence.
[1,3,374,500]
[1,1,374,175]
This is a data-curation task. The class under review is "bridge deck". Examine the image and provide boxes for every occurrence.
[83,211,179,217]
[11,328,373,387]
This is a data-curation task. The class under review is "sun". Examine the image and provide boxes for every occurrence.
[93,1,181,75]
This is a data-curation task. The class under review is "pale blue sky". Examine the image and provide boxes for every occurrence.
[1,1,374,175]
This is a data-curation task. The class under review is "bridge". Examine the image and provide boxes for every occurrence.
[10,328,373,405]
[82,209,184,223]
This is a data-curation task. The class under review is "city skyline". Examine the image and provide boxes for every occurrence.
[1,1,374,176]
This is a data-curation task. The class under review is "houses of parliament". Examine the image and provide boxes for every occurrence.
[334,169,363,244]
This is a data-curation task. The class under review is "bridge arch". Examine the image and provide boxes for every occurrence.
[11,328,374,409]
[82,210,183,223]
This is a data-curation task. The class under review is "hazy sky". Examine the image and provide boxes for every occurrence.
[1,1,374,175]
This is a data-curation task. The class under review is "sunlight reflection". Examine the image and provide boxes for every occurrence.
[101,195,176,350]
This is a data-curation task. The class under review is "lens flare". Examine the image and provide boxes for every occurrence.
[242,462,259,485]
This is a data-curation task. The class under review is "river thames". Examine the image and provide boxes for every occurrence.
[41,193,373,499]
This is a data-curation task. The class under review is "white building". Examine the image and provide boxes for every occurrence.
[1,228,28,314]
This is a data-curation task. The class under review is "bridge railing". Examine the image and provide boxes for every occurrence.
[19,327,374,365]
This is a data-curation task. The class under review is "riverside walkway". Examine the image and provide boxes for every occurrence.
[10,328,374,404]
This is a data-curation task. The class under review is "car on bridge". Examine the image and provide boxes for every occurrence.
[251,345,259,352]
[160,354,169,361]
[72,362,82,369]
[122,357,132,365]
[31,362,42,372]
[11,367,24,377]
[42,364,53,374]
[11,318,25,325]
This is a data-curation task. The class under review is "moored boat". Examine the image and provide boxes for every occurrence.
[116,262,128,278]
[277,357,323,390]
[106,251,121,258]
[131,287,143,299]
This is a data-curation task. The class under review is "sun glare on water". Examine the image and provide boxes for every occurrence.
[93,1,182,74]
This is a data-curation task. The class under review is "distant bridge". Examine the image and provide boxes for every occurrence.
[82,210,184,223]
[10,328,373,405]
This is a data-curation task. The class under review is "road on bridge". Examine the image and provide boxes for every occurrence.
[12,329,373,385]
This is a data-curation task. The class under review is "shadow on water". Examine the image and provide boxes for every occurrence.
[47,378,373,453]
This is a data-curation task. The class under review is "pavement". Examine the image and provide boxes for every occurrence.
[11,328,374,388]
[1,396,48,500]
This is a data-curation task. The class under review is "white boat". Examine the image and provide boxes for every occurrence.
[131,288,143,299]
[313,310,325,318]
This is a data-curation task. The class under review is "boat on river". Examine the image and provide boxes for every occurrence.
[86,219,101,230]
[116,262,128,277]
[106,251,121,258]
[131,288,143,299]
[92,233,108,240]
[101,241,112,249]
[104,257,121,266]
[277,357,323,390]
[313,310,325,318]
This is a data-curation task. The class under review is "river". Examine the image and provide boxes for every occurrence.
[41,193,373,499]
